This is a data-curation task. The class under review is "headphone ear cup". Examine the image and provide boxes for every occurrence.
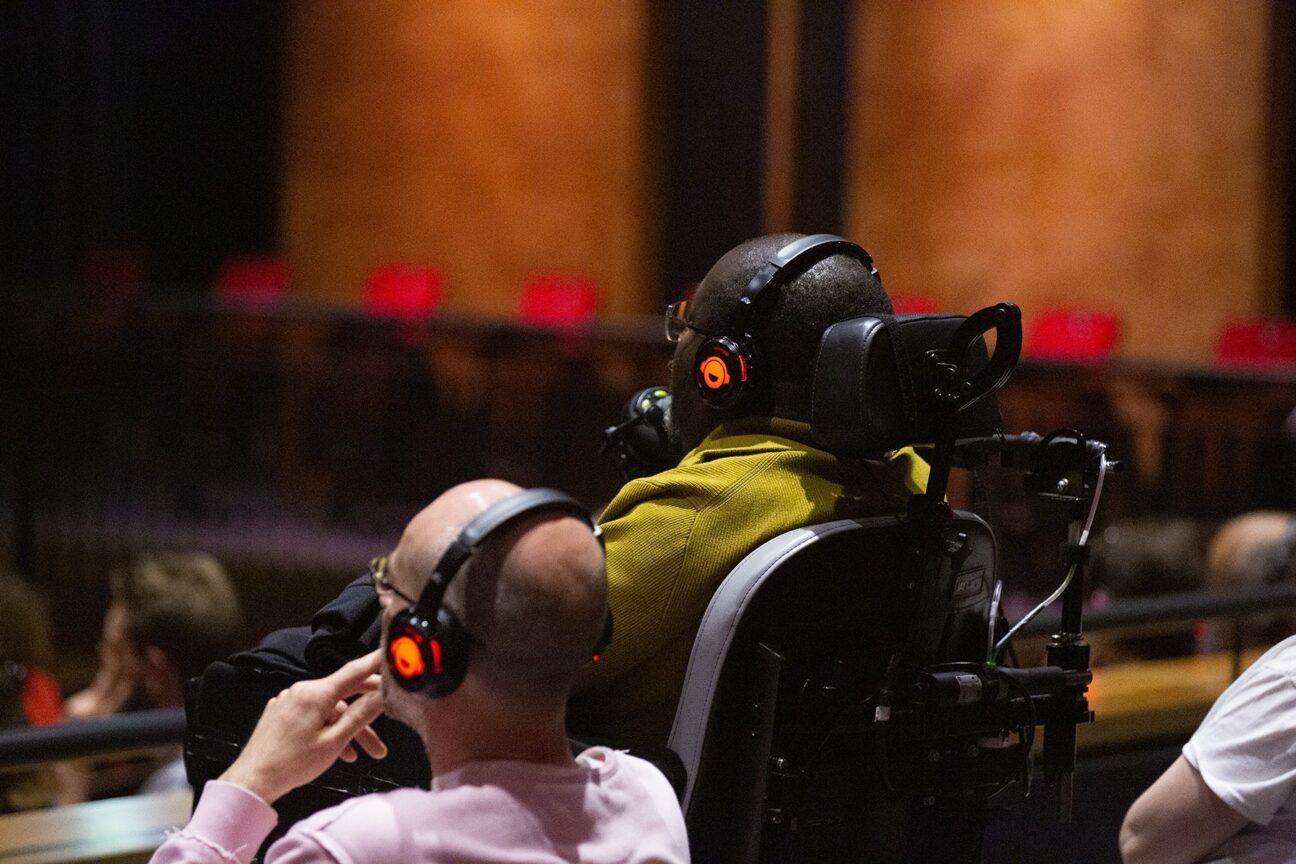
[694,335,753,409]
[385,607,472,697]
[424,607,472,697]
[385,607,437,693]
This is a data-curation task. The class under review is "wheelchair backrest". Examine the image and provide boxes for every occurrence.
[668,511,996,864]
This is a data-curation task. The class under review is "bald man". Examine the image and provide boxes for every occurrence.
[152,481,689,864]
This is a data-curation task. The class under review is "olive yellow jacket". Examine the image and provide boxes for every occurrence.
[569,416,929,747]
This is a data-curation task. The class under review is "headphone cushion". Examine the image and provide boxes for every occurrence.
[385,607,472,697]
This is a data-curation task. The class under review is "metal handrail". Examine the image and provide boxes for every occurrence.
[2,585,1294,772]
[0,708,185,772]
[1017,584,1296,637]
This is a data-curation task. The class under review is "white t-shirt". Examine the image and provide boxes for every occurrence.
[1184,634,1296,864]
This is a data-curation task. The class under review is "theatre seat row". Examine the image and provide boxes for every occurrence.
[216,263,1296,367]
[216,256,599,326]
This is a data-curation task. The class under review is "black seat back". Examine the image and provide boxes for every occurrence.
[669,512,996,864]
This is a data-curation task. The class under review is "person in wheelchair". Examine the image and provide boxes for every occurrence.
[157,481,688,864]
[568,233,930,749]
[583,235,1100,863]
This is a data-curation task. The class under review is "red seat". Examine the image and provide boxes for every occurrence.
[1214,319,1296,366]
[362,264,444,319]
[519,275,599,327]
[216,256,288,306]
[1023,308,1120,362]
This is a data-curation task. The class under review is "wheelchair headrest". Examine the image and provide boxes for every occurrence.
[809,312,1006,456]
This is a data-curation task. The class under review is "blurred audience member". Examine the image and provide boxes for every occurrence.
[0,662,58,812]
[0,574,62,725]
[0,576,59,812]
[1200,510,1296,653]
[1121,513,1296,862]
[65,552,242,796]
[1087,518,1206,664]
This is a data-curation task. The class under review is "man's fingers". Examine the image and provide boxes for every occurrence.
[350,649,383,675]
[353,724,388,760]
[324,690,386,750]
[323,650,384,698]
[350,690,386,727]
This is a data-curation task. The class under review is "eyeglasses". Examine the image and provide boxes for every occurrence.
[665,300,715,343]
[369,555,418,607]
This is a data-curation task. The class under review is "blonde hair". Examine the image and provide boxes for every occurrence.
[111,552,242,678]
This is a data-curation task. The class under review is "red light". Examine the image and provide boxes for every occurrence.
[591,654,601,663]
[389,636,425,678]
[429,639,442,674]
[699,356,730,390]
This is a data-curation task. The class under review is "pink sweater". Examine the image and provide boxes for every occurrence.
[151,747,689,864]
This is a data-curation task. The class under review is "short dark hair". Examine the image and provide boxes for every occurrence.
[692,233,893,419]
[1091,519,1206,599]
[111,552,242,680]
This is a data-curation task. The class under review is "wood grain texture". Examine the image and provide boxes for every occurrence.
[845,2,1273,362]
[282,1,655,315]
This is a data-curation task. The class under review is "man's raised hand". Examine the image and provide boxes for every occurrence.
[220,650,388,804]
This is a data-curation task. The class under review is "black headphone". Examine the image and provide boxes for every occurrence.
[385,487,611,697]
[693,233,880,410]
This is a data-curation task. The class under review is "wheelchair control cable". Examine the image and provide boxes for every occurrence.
[991,451,1109,661]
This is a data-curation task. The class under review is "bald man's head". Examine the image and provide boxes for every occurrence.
[389,481,607,706]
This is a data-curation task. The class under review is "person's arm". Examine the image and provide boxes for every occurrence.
[1119,755,1250,864]
[149,651,388,864]
[149,780,279,864]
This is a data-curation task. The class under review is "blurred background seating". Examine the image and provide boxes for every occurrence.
[1023,308,1122,363]
[1214,319,1296,368]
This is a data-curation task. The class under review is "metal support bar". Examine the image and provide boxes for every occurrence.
[0,708,186,772]
[1018,585,1296,637]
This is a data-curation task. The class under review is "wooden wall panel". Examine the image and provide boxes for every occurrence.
[846,2,1273,362]
[282,1,655,315]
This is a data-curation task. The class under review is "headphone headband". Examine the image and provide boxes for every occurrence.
[729,234,877,336]
[416,487,596,617]
[695,233,879,410]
